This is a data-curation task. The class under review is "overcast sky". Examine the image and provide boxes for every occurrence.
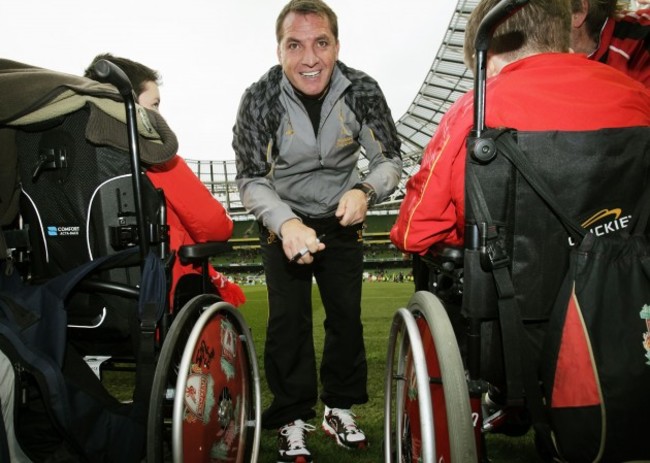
[3,0,458,161]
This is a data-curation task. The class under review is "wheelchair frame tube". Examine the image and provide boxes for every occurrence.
[471,0,530,137]
[464,2,532,456]
[466,0,531,386]
[93,59,149,262]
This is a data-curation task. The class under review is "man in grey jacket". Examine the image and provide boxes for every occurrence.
[232,0,402,460]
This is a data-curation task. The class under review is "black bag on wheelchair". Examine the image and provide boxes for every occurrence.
[542,223,650,462]
[485,129,650,462]
[534,185,650,461]
[0,248,165,462]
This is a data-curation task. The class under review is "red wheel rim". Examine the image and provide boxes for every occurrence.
[181,313,250,462]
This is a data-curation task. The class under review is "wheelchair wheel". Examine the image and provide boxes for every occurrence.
[385,306,434,462]
[147,294,218,461]
[146,295,261,462]
[384,291,476,462]
[171,300,261,463]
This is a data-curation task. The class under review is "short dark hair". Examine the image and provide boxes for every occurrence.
[275,0,338,44]
[464,0,571,70]
[84,53,161,97]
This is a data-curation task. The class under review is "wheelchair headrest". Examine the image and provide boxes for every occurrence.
[0,59,177,165]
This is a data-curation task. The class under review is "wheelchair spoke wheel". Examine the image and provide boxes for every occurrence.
[384,291,476,463]
[171,301,261,463]
[146,294,217,462]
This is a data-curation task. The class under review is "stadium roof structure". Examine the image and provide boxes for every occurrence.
[369,0,477,209]
[187,0,478,216]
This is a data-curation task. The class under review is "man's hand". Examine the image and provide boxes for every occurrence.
[335,189,368,226]
[280,219,325,264]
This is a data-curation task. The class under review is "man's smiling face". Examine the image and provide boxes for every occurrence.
[277,11,339,97]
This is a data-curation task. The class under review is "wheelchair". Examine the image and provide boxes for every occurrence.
[0,59,261,462]
[383,1,650,462]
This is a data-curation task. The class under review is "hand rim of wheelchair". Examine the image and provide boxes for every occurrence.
[146,294,261,462]
[384,306,434,462]
[384,291,476,462]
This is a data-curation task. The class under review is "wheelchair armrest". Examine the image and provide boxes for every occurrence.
[178,241,232,265]
[77,279,140,299]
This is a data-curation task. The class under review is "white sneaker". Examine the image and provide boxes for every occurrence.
[277,419,315,463]
[322,406,368,449]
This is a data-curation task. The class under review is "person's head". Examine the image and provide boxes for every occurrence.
[464,0,571,75]
[275,0,340,97]
[84,53,162,111]
[570,0,621,53]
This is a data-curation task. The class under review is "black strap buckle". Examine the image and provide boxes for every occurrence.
[479,222,509,271]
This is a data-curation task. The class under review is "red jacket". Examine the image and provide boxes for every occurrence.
[590,9,650,88]
[146,155,245,307]
[390,53,650,254]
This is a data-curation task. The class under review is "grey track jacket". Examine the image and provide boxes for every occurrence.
[233,61,402,236]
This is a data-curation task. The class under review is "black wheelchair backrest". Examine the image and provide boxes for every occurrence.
[463,126,650,321]
[15,107,164,282]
